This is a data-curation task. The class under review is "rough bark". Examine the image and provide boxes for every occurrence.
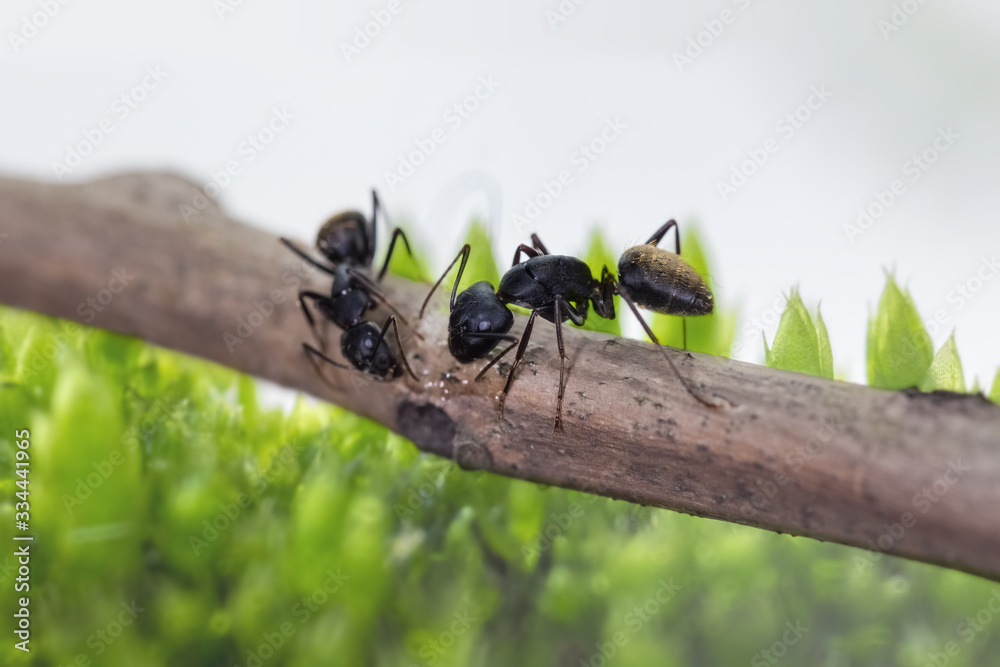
[1,172,998,581]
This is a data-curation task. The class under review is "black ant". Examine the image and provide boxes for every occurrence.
[421,220,714,431]
[280,191,419,382]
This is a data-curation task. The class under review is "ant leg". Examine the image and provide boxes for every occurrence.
[553,296,570,433]
[594,266,617,320]
[471,333,520,380]
[561,299,587,327]
[419,244,470,319]
[345,267,424,340]
[645,219,680,255]
[616,284,715,408]
[511,244,542,267]
[385,316,419,381]
[281,238,337,276]
[497,310,538,425]
[303,342,350,370]
[376,228,414,282]
[303,342,350,393]
[298,291,333,352]
[529,234,551,255]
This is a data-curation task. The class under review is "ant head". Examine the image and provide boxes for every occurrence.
[341,322,400,379]
[317,210,369,266]
[449,281,514,363]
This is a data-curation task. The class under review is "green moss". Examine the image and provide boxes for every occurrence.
[920,332,966,392]
[867,274,934,389]
[763,288,834,379]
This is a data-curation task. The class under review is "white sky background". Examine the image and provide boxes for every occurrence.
[2,0,999,389]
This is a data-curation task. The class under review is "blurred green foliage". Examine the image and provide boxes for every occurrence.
[2,235,999,666]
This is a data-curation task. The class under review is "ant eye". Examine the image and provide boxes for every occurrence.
[478,320,491,332]
[364,339,374,349]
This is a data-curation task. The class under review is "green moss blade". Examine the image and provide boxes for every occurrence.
[866,274,934,389]
[816,305,834,380]
[764,288,829,378]
[920,331,966,392]
[989,368,1000,405]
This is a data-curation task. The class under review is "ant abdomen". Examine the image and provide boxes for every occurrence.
[316,210,369,265]
[617,246,713,317]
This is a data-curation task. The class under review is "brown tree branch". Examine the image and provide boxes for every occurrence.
[1,172,998,581]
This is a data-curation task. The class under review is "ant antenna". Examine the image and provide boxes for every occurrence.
[303,342,350,392]
[280,238,337,276]
[419,244,471,319]
[375,316,419,381]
